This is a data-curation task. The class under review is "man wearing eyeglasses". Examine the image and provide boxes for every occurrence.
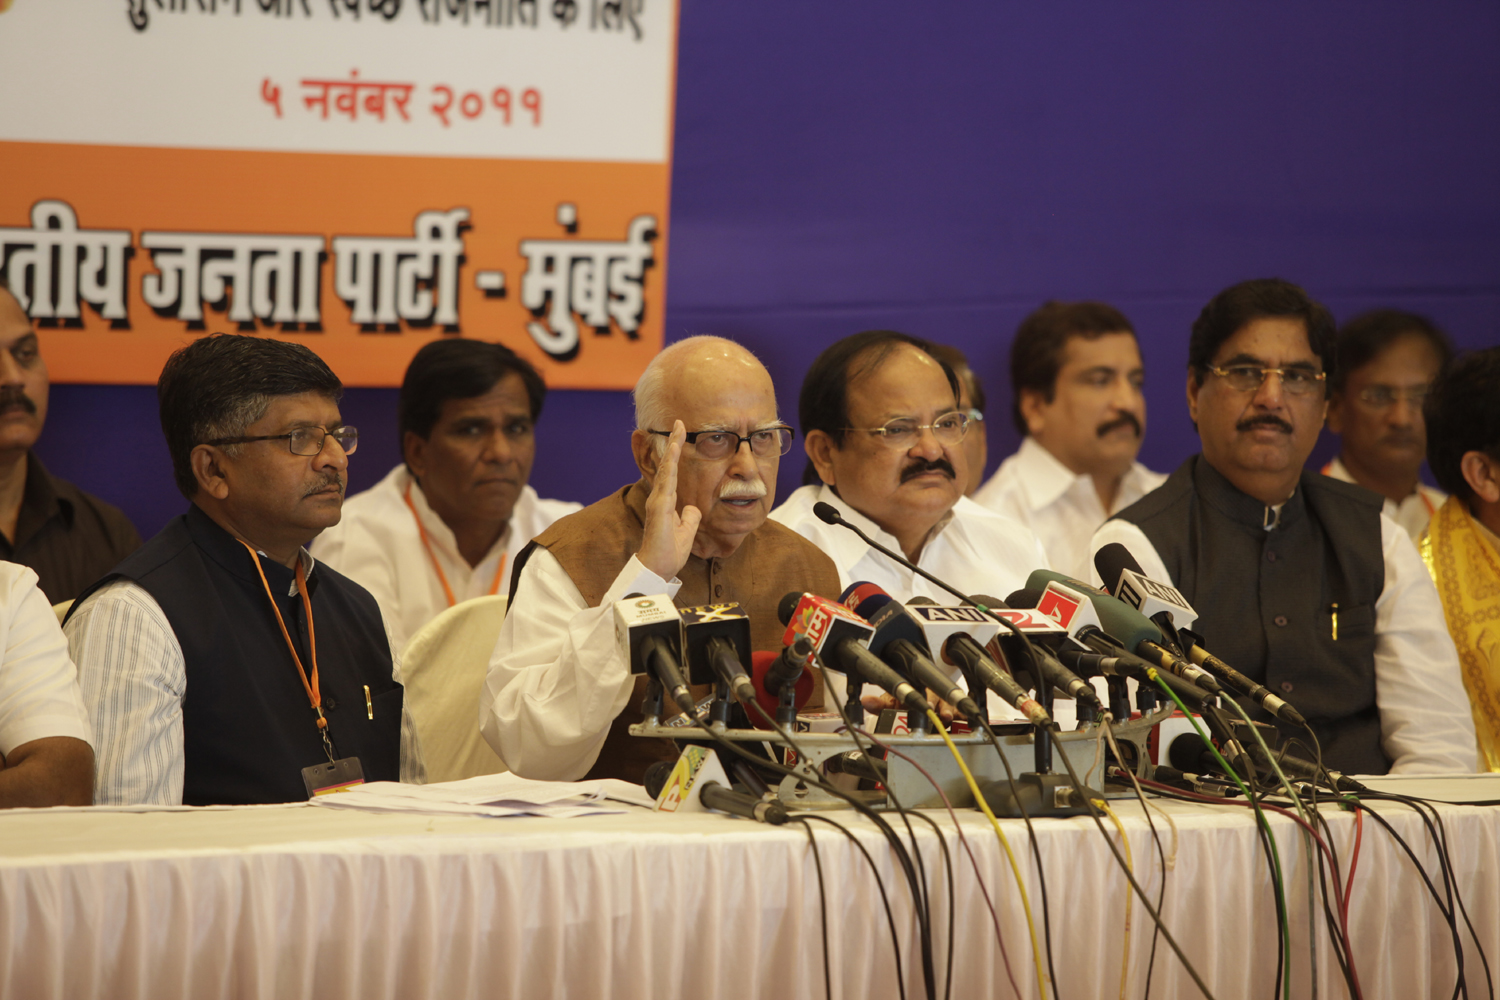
[1323,310,1453,543]
[481,336,840,782]
[1091,279,1475,776]
[772,330,1048,602]
[64,334,423,804]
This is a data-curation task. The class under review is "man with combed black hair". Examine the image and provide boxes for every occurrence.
[0,277,140,603]
[771,329,1046,602]
[1324,309,1453,542]
[1091,278,1474,776]
[65,334,423,805]
[974,301,1165,580]
[482,336,839,782]
[1420,346,1500,771]
[313,339,580,651]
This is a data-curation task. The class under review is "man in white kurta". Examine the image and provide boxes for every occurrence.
[973,301,1167,579]
[0,561,93,807]
[313,339,580,652]
[313,466,578,652]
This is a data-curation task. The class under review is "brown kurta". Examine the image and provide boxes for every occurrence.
[527,480,841,782]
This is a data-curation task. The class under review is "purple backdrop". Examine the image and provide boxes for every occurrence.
[33,2,1500,538]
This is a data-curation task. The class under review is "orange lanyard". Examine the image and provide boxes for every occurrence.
[402,481,507,608]
[239,540,337,761]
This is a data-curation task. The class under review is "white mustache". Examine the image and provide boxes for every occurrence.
[719,479,768,500]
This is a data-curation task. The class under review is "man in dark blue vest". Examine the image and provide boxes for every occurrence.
[1091,278,1475,776]
[65,334,423,805]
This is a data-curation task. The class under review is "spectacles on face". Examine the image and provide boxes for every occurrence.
[1204,365,1327,397]
[1354,384,1431,410]
[846,411,970,449]
[647,425,795,460]
[964,408,984,424]
[207,425,359,457]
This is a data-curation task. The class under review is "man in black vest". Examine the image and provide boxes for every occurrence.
[65,334,423,805]
[1091,278,1475,775]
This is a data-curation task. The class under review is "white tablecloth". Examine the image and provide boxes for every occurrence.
[1,782,1497,1000]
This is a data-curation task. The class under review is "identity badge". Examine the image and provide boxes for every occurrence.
[302,756,366,798]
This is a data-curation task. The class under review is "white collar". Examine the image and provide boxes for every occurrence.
[1014,437,1091,511]
[812,483,957,567]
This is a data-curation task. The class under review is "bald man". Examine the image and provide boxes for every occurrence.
[480,337,840,782]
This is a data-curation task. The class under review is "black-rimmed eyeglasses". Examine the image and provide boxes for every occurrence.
[647,426,794,460]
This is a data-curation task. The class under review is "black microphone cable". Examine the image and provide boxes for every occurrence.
[686,664,939,1000]
[790,816,833,1000]
[783,652,945,1000]
[847,726,1018,1000]
[1097,717,1171,997]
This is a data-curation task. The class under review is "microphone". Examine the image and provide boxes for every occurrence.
[843,584,983,720]
[1096,546,1307,727]
[1094,543,1199,649]
[680,602,756,703]
[1168,732,1254,785]
[615,594,694,714]
[852,586,1051,727]
[1244,743,1366,793]
[699,781,791,825]
[777,590,926,714]
[778,591,876,666]
[812,501,973,605]
[1026,570,1224,697]
[1179,630,1306,727]
[748,641,817,727]
[991,589,1103,710]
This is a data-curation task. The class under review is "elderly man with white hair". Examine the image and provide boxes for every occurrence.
[480,337,840,782]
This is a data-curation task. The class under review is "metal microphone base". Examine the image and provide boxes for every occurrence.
[979,771,1102,818]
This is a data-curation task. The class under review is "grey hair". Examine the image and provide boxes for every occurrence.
[634,336,764,453]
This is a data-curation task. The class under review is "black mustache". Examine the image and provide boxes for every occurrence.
[1237,415,1294,434]
[900,458,956,483]
[0,387,37,415]
[304,474,345,498]
[1096,413,1142,438]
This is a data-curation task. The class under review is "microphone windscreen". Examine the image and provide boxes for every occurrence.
[840,581,891,619]
[1167,732,1216,774]
[968,594,1011,611]
[1005,588,1044,609]
[813,501,842,525]
[777,591,803,626]
[1095,543,1146,598]
[749,649,815,726]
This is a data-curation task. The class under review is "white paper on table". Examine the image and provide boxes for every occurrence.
[307,772,656,818]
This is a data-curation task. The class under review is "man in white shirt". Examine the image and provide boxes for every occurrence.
[771,330,1048,605]
[1323,309,1452,543]
[974,301,1166,580]
[0,561,93,807]
[313,339,581,652]
[1091,279,1475,776]
[481,337,840,782]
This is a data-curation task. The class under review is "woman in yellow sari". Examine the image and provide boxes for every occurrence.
[1420,347,1500,771]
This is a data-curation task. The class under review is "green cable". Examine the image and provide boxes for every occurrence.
[1148,669,1292,1000]
[1217,696,1320,1000]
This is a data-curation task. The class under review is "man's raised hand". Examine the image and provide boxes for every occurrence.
[638,420,702,581]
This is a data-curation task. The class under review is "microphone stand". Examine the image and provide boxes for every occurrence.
[980,648,1099,818]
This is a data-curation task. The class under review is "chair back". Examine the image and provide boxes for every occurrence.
[52,600,73,625]
[399,594,509,783]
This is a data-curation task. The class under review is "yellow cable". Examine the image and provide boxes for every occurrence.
[1094,798,1133,1000]
[925,708,1048,1000]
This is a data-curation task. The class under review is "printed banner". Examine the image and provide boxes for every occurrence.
[0,0,677,388]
